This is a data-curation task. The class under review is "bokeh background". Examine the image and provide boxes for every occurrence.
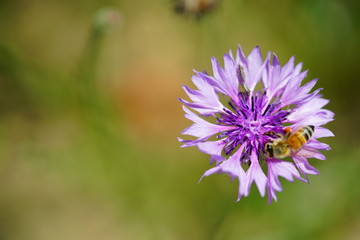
[0,0,359,239]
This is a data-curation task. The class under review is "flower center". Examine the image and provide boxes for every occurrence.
[216,91,290,162]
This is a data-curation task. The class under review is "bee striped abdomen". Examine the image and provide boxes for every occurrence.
[288,134,303,150]
[288,125,314,151]
[304,125,314,141]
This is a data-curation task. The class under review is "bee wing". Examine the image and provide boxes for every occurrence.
[296,147,326,160]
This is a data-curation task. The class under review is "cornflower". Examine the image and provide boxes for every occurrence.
[179,46,334,203]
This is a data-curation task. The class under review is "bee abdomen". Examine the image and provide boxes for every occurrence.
[304,125,315,141]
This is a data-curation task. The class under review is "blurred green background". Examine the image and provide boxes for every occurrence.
[0,0,359,239]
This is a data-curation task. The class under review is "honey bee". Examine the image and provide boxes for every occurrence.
[265,125,315,158]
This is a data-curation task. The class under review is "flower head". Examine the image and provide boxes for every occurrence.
[179,45,334,203]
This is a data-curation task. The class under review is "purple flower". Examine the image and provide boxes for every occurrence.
[179,46,334,203]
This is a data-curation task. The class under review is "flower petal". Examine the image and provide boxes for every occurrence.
[280,70,309,105]
[292,109,335,129]
[197,140,226,164]
[287,97,330,123]
[200,144,247,190]
[292,156,319,179]
[210,56,239,101]
[306,139,331,150]
[236,46,269,92]
[181,106,235,138]
[262,55,284,99]
[179,74,227,115]
[245,150,267,197]
[267,158,306,204]
[313,127,334,139]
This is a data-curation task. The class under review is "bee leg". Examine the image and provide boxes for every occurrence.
[264,131,282,139]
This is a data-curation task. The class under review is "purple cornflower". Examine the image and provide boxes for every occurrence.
[179,46,334,203]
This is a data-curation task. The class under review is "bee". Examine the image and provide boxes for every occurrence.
[265,125,315,158]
